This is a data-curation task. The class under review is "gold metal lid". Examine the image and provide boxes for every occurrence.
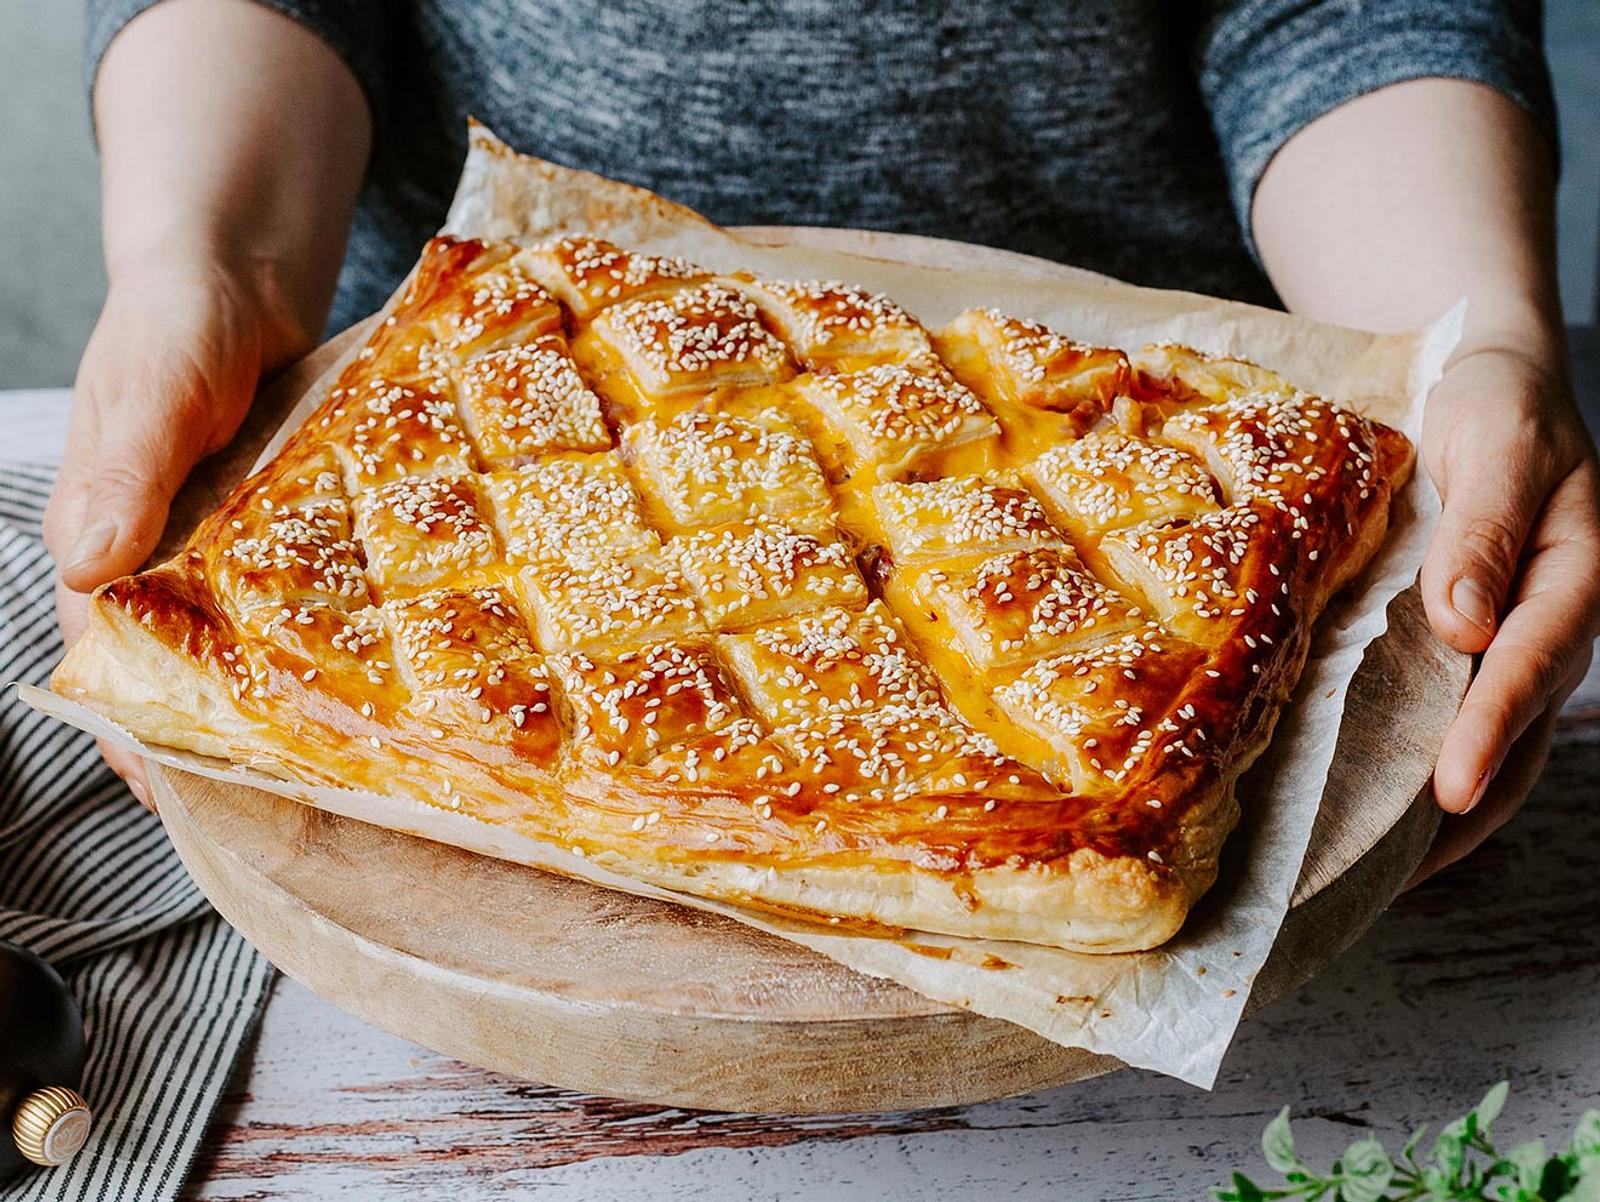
[12,1086,92,1167]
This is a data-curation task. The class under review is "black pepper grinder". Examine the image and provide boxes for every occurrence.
[0,938,92,1177]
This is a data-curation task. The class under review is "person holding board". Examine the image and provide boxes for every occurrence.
[50,0,1600,884]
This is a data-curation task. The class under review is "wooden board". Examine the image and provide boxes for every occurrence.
[142,228,1470,1115]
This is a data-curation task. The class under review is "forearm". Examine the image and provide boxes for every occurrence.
[1252,76,1599,863]
[94,0,371,355]
[42,0,373,632]
[1252,78,1563,366]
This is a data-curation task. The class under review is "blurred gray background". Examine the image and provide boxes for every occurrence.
[1,2,1596,390]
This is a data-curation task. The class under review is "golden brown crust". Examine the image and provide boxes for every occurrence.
[738,276,933,368]
[49,230,1414,953]
[942,307,1130,414]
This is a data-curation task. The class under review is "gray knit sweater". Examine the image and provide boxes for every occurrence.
[87,0,1555,334]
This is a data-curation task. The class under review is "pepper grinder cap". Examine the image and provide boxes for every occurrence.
[12,1086,92,1167]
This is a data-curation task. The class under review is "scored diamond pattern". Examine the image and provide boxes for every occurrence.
[622,412,831,527]
[189,231,1405,873]
[484,453,660,565]
[453,334,611,466]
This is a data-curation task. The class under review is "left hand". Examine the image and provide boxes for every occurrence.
[1411,344,1600,884]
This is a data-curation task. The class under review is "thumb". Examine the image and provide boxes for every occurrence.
[52,354,251,592]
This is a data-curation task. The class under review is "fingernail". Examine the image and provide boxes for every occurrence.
[1450,576,1497,635]
[1461,768,1492,814]
[66,522,117,571]
[127,778,150,808]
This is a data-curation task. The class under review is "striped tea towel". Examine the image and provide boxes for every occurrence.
[0,460,274,1202]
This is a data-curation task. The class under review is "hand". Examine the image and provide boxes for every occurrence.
[42,250,312,809]
[1411,344,1600,883]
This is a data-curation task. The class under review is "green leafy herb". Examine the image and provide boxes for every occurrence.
[1214,1084,1600,1202]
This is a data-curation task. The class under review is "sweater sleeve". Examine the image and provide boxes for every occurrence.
[84,0,387,126]
[1196,0,1558,256]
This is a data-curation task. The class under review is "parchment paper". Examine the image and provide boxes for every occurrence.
[24,123,1463,1087]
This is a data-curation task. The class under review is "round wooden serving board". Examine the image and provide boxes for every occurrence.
[144,229,1470,1114]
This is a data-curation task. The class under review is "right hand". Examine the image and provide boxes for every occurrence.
[42,250,313,808]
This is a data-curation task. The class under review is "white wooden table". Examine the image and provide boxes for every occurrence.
[6,366,1598,1201]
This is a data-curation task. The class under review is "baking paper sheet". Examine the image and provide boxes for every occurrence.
[23,123,1464,1087]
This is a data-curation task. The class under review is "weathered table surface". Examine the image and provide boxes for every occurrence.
[6,332,1598,1198]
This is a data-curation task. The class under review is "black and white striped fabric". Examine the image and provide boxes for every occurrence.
[0,461,273,1202]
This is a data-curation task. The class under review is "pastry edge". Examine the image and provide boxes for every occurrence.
[52,589,1225,954]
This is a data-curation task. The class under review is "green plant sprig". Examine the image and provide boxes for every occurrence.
[1215,1084,1600,1202]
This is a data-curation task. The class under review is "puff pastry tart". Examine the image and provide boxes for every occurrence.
[52,233,1413,953]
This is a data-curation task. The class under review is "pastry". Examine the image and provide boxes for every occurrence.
[52,231,1413,953]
